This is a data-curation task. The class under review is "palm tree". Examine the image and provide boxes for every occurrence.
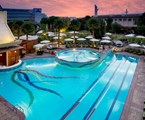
[40,17,49,31]
[54,18,65,47]
[21,22,35,40]
[8,21,15,34]
[48,16,59,32]
[13,20,24,39]
[87,18,100,37]
[70,19,81,43]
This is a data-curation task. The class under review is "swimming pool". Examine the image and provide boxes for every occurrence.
[0,52,138,120]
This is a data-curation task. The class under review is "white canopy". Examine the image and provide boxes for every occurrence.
[69,31,79,34]
[105,32,112,36]
[125,34,135,37]
[40,40,50,44]
[53,36,61,39]
[64,38,73,41]
[37,30,43,34]
[85,35,93,39]
[0,11,15,45]
[71,36,79,39]
[48,32,55,37]
[102,36,111,40]
[20,35,38,40]
[129,43,141,47]
[77,38,86,41]
[136,35,145,39]
[90,38,100,42]
[33,44,45,48]
[59,33,66,36]
[101,40,112,43]
[113,40,123,46]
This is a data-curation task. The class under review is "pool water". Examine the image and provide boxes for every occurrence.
[0,53,138,120]
[56,49,100,62]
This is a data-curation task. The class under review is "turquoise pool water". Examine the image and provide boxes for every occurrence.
[0,52,138,120]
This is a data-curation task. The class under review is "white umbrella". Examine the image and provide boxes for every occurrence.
[53,36,61,39]
[125,34,135,37]
[90,38,100,42]
[20,35,38,40]
[37,30,43,34]
[136,35,145,39]
[101,40,112,43]
[71,36,79,39]
[40,40,50,44]
[105,32,112,36]
[57,33,66,37]
[102,36,111,40]
[33,44,45,48]
[64,38,73,42]
[85,35,93,39]
[129,43,141,47]
[77,38,86,41]
[48,32,55,37]
[69,31,79,34]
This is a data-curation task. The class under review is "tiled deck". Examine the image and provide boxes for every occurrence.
[120,53,145,120]
[0,50,145,120]
[0,97,25,120]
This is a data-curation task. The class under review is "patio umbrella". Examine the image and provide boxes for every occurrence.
[69,31,79,34]
[102,36,111,40]
[48,32,55,37]
[90,38,100,42]
[64,38,73,42]
[136,35,145,39]
[101,40,112,43]
[57,33,66,37]
[20,35,38,40]
[71,36,79,39]
[129,43,141,47]
[85,35,93,39]
[105,32,112,36]
[125,34,135,37]
[90,38,100,47]
[77,38,86,41]
[33,44,45,48]
[40,40,50,44]
[53,36,61,39]
[37,30,43,34]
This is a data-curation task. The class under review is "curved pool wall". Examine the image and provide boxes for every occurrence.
[56,48,101,68]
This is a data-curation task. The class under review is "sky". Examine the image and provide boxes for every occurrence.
[0,0,145,17]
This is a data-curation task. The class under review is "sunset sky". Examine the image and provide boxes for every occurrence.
[1,0,145,17]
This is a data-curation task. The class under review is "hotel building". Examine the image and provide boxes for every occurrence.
[0,5,46,24]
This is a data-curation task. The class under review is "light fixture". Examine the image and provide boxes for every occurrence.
[0,54,2,56]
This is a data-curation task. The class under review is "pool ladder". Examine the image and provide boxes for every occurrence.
[16,104,24,113]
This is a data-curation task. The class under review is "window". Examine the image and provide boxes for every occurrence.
[119,18,122,21]
[123,18,126,21]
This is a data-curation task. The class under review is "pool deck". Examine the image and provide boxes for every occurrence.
[120,52,145,120]
[0,97,25,120]
[0,49,145,120]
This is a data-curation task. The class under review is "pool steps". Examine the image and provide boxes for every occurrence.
[83,58,126,119]
[60,57,118,119]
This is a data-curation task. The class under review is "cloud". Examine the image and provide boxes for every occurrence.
[0,0,145,17]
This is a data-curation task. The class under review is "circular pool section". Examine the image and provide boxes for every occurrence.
[56,48,100,67]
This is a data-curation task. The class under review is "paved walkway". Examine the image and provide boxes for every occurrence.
[120,53,145,120]
[0,97,25,120]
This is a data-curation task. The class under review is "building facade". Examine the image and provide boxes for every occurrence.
[0,5,46,24]
[94,5,142,28]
